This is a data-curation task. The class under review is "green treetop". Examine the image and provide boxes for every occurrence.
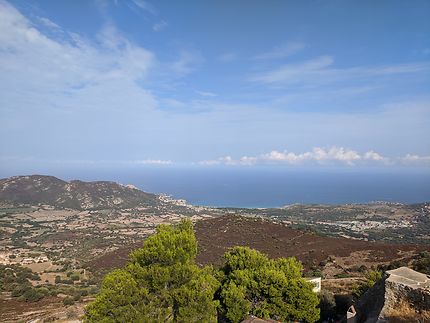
[218,246,320,322]
[85,220,320,323]
[85,220,219,322]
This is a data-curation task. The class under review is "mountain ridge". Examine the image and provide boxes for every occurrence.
[0,174,158,210]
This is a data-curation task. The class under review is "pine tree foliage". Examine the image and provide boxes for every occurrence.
[218,246,320,322]
[85,220,219,322]
[85,221,320,323]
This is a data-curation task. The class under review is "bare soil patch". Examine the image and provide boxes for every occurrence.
[0,296,62,322]
[86,242,141,278]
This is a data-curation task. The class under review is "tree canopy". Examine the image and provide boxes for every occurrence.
[218,246,320,322]
[85,220,320,323]
[85,220,219,322]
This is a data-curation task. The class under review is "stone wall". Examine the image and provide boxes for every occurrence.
[381,280,430,315]
[355,276,430,322]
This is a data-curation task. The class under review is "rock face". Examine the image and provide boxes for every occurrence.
[0,175,158,210]
[355,267,430,322]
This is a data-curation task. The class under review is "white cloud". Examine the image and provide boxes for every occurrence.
[0,0,156,112]
[253,42,305,60]
[401,154,430,165]
[132,159,172,165]
[363,151,385,161]
[200,147,393,166]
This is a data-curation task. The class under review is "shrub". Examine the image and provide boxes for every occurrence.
[11,283,31,297]
[70,274,80,281]
[319,290,336,320]
[23,289,44,302]
[413,251,430,275]
[352,270,383,297]
[63,297,75,306]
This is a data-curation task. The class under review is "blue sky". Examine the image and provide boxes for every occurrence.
[0,0,429,173]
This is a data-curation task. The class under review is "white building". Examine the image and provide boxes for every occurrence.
[306,277,321,293]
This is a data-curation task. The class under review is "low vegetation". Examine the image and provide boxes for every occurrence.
[413,251,430,275]
[0,264,43,302]
[352,270,383,298]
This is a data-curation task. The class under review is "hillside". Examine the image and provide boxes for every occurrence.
[0,175,159,210]
[194,215,430,276]
[87,215,430,280]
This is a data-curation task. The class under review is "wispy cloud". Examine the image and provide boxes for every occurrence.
[131,0,157,15]
[0,1,155,99]
[253,42,305,60]
[36,16,62,31]
[171,50,204,76]
[195,90,217,97]
[153,20,167,32]
[250,55,430,86]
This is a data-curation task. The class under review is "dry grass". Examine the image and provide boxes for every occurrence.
[385,300,430,323]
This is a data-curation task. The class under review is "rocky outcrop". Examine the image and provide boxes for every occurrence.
[355,267,430,323]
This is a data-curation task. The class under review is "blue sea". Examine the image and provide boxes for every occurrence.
[0,166,430,207]
[38,166,430,208]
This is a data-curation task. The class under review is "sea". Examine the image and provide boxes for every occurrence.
[45,166,430,208]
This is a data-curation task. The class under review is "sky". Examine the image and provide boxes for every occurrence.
[0,0,430,174]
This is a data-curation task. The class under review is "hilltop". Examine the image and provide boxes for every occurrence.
[0,175,159,210]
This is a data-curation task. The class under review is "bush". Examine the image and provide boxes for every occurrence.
[23,289,44,302]
[11,283,31,297]
[36,287,50,296]
[413,251,430,275]
[70,274,80,281]
[63,297,75,306]
[80,289,89,297]
[319,290,336,320]
[352,270,383,297]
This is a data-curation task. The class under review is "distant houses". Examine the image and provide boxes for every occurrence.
[0,250,50,265]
